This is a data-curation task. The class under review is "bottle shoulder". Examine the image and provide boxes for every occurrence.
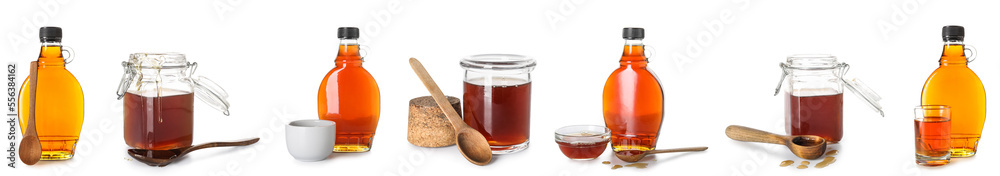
[607,66,658,78]
[18,76,84,103]
[319,67,379,88]
[604,67,663,88]
[922,67,985,92]
[926,66,983,81]
[323,66,375,77]
[18,68,83,90]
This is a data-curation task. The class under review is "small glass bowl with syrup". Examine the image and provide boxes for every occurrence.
[554,125,611,160]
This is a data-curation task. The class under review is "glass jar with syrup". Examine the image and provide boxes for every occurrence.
[773,54,883,143]
[461,54,536,154]
[116,53,230,150]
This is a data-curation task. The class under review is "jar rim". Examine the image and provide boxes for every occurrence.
[784,54,842,70]
[460,54,536,70]
[128,52,188,68]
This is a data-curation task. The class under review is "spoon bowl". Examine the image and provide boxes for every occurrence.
[725,125,827,159]
[128,138,259,167]
[409,58,493,166]
[128,147,190,166]
[614,147,709,163]
[456,129,493,165]
[18,135,42,165]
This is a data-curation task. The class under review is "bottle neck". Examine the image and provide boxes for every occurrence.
[940,40,967,66]
[621,39,647,65]
[38,41,65,66]
[336,39,362,67]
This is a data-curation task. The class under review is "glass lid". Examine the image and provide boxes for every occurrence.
[190,76,231,116]
[460,54,536,71]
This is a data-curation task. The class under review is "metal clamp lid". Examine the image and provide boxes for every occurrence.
[116,61,135,100]
[116,53,231,116]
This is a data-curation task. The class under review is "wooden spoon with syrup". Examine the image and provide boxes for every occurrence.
[18,61,42,165]
[725,125,827,159]
[409,58,493,166]
[615,146,709,162]
[127,138,259,167]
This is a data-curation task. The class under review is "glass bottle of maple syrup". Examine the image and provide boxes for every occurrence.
[921,25,985,158]
[17,26,84,160]
[602,27,664,152]
[318,27,381,152]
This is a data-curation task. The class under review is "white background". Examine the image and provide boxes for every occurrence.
[2,0,998,175]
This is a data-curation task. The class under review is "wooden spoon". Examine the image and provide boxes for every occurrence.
[127,138,259,167]
[408,58,493,166]
[725,125,827,159]
[614,147,708,162]
[18,61,42,165]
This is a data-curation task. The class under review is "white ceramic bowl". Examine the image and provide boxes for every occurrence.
[285,119,336,161]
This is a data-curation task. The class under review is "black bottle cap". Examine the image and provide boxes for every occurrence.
[942,25,964,41]
[338,27,359,39]
[39,26,62,42]
[623,27,644,40]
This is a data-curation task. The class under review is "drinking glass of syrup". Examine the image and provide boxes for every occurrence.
[914,105,951,166]
[773,55,883,143]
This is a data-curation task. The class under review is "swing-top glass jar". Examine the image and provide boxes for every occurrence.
[116,53,230,150]
[773,54,883,143]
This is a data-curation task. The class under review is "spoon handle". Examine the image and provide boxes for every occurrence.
[184,138,261,153]
[18,61,42,165]
[725,125,787,145]
[645,147,709,154]
[25,61,38,138]
[408,58,469,131]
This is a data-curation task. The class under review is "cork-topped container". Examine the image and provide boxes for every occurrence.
[408,96,461,147]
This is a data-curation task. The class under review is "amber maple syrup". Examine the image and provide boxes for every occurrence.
[463,79,531,147]
[915,116,951,165]
[785,90,843,143]
[123,90,194,150]
[556,134,609,160]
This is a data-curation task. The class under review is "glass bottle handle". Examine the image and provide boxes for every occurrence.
[62,46,75,64]
[965,45,977,63]
[359,45,371,61]
[643,45,656,61]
